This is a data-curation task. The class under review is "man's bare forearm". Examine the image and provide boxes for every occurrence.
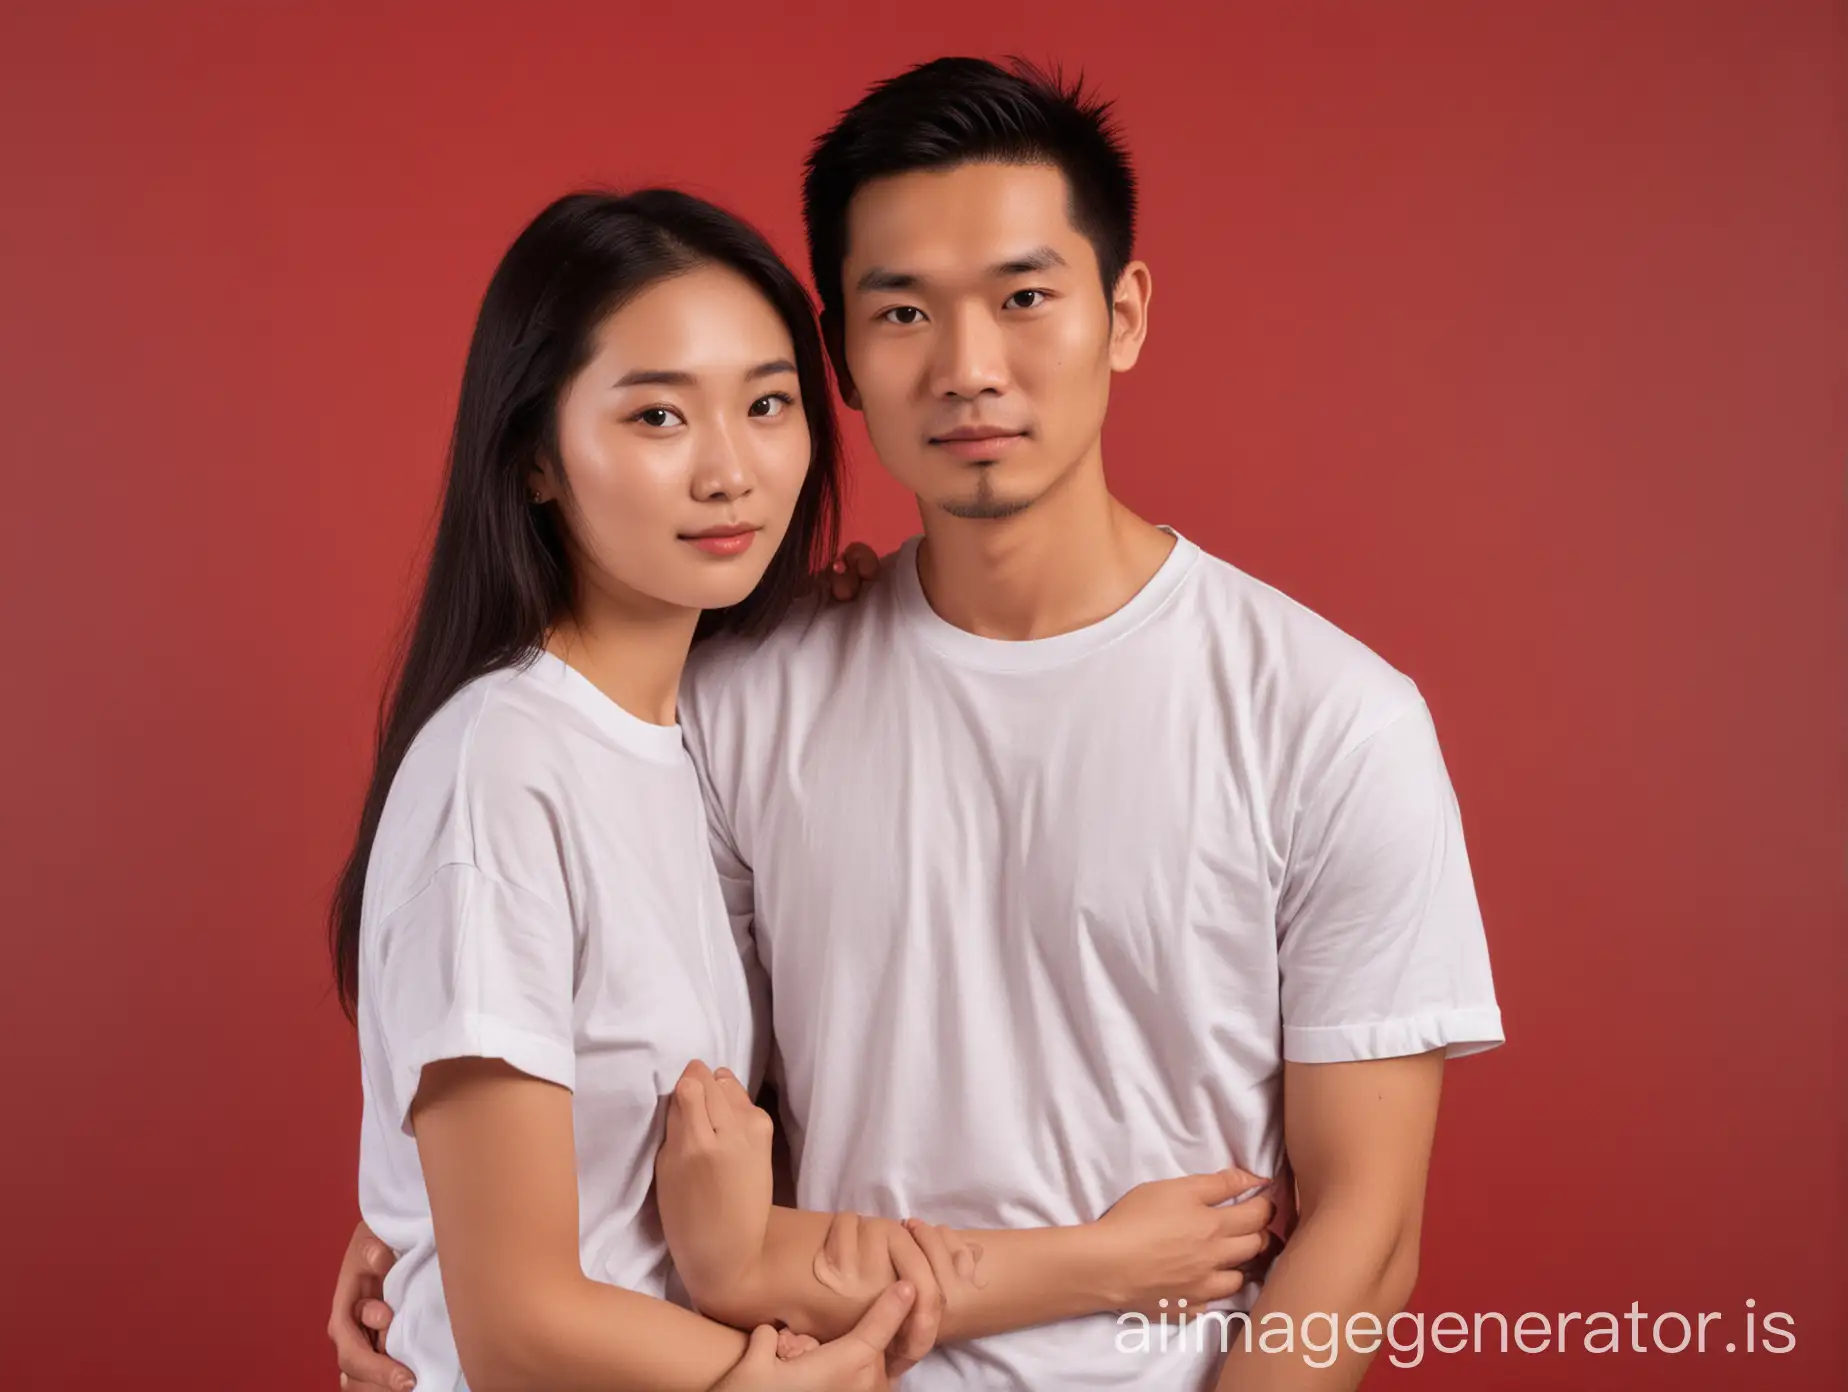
[930,1223,1122,1341]
[1212,1199,1417,1390]
[693,1209,1125,1344]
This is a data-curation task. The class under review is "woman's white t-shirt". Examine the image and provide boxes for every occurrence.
[355,650,755,1389]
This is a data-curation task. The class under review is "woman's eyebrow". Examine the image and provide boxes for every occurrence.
[613,359,796,389]
[612,368,694,388]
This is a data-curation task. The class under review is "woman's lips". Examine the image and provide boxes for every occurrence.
[682,528,760,557]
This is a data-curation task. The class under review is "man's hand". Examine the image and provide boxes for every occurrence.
[1093,1167,1277,1315]
[656,1060,778,1312]
[327,1221,415,1391]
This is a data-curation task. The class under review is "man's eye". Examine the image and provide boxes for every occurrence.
[1006,290,1047,309]
[634,407,685,428]
[881,306,925,325]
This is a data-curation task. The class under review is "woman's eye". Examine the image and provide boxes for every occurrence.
[635,406,684,428]
[1005,290,1047,309]
[881,306,925,326]
[749,393,794,418]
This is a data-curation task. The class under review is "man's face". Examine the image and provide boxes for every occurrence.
[836,162,1145,520]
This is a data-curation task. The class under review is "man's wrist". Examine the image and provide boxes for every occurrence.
[1057,1220,1131,1311]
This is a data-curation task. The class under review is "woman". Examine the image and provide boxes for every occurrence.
[330,190,1274,1392]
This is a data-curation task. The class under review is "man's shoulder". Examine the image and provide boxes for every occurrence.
[1181,542,1425,745]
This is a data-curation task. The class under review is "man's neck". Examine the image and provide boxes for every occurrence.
[915,456,1175,642]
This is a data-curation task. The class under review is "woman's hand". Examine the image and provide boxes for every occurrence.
[809,1210,944,1373]
[1092,1167,1277,1315]
[900,1219,987,1317]
[713,1282,918,1392]
[327,1221,414,1391]
[656,1061,778,1313]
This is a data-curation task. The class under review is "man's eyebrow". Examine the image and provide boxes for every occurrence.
[853,248,1069,295]
[988,245,1067,277]
[613,360,796,389]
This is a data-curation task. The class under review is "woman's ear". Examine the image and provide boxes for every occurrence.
[526,455,558,506]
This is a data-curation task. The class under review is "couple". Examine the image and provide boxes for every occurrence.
[328,55,1503,1392]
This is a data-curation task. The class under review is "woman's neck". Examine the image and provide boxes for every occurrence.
[544,587,700,728]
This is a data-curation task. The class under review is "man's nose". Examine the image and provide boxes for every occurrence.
[930,307,1010,399]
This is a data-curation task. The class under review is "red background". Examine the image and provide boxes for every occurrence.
[2,2,1842,1387]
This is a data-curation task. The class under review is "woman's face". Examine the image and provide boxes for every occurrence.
[537,263,812,618]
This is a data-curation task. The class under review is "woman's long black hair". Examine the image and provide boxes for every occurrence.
[330,189,841,1019]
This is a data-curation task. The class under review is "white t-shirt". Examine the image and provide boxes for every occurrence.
[356,651,755,1391]
[681,531,1503,1391]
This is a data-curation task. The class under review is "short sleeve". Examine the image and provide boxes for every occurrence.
[368,862,579,1133]
[1277,699,1504,1064]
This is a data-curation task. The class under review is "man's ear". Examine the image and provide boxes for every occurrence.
[821,308,861,411]
[1108,260,1152,373]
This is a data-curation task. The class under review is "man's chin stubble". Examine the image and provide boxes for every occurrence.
[939,468,1035,521]
[942,496,1034,520]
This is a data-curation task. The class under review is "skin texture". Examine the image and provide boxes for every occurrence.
[836,162,1145,526]
[531,261,813,724]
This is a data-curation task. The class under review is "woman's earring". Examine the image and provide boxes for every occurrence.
[529,488,543,505]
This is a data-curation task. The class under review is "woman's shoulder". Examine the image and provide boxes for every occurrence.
[368,666,579,921]
[397,664,557,791]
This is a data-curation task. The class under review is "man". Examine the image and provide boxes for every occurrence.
[334,57,1501,1390]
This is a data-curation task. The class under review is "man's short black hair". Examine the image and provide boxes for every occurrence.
[802,56,1138,321]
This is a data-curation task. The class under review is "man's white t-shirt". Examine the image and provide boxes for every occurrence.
[356,651,755,1390]
[681,531,1504,1391]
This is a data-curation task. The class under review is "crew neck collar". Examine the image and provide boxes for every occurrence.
[894,527,1200,671]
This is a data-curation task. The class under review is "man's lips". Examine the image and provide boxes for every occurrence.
[930,428,1028,459]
